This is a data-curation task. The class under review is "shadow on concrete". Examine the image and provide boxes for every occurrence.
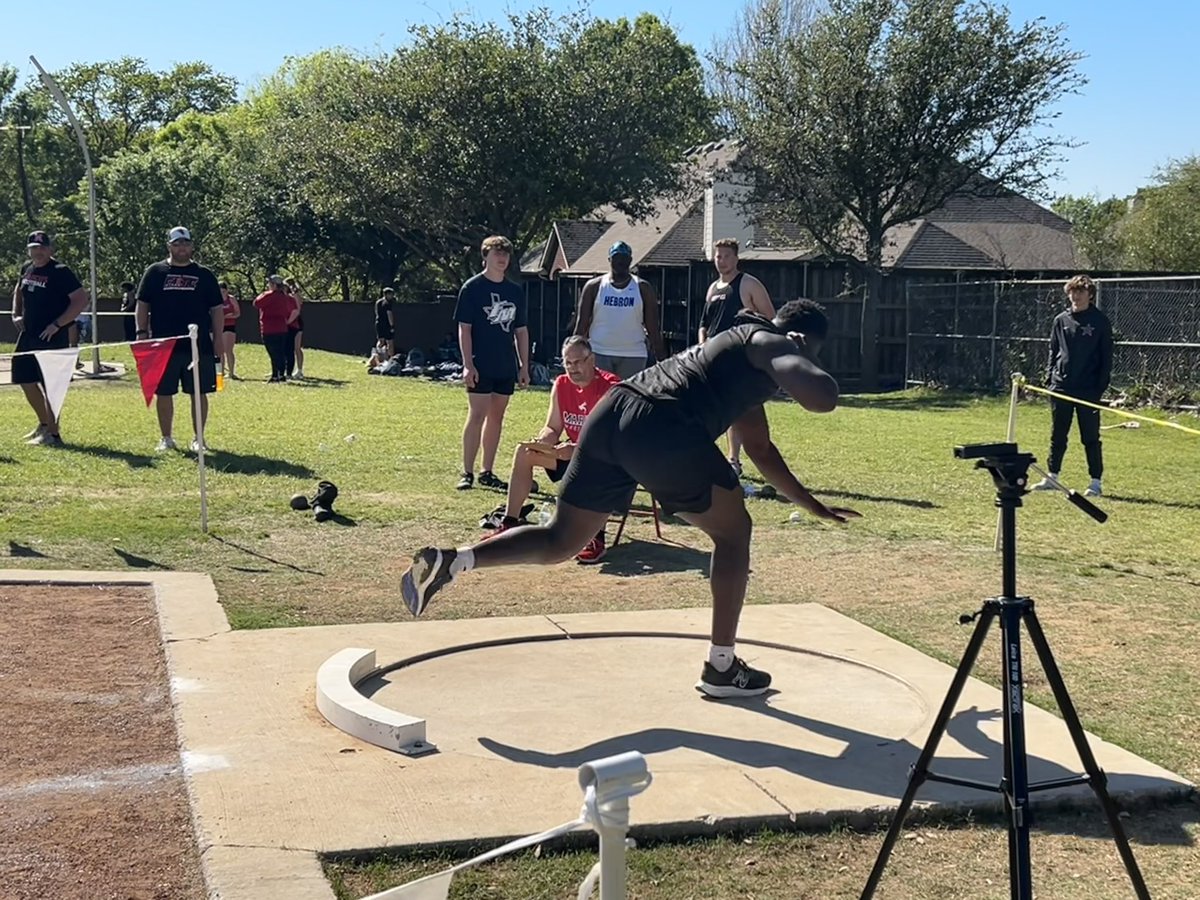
[478,703,1193,844]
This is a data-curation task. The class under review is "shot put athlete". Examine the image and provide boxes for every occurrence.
[401,300,859,698]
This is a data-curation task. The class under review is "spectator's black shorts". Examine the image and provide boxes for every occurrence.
[223,324,237,334]
[375,324,394,340]
[558,386,738,516]
[291,316,304,332]
[11,329,69,385]
[157,349,217,396]
[467,374,516,396]
[546,458,570,483]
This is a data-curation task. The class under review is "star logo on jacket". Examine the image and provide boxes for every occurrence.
[1081,324,1094,337]
[483,293,517,333]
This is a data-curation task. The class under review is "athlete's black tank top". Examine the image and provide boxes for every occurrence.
[619,314,780,440]
[701,273,745,337]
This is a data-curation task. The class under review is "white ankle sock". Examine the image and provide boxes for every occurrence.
[451,548,475,575]
[708,644,735,672]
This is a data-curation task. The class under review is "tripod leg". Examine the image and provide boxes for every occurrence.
[1000,602,1034,900]
[1023,609,1153,900]
[859,607,997,900]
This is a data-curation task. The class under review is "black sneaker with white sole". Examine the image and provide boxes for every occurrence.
[695,657,771,698]
[401,547,459,617]
[478,469,508,490]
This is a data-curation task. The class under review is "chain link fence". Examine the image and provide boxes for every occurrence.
[906,277,1200,401]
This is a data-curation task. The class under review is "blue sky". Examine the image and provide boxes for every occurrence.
[9,0,1197,200]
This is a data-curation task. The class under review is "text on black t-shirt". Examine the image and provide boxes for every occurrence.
[453,273,527,377]
[136,261,223,354]
[17,260,83,334]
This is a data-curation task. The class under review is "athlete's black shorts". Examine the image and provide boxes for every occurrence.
[223,324,237,334]
[157,349,217,396]
[546,458,570,483]
[11,328,69,385]
[375,324,394,340]
[467,373,516,396]
[558,386,739,516]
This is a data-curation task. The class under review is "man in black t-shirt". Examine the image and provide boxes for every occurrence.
[452,235,529,491]
[10,231,90,447]
[402,300,859,698]
[135,226,224,452]
[375,287,396,359]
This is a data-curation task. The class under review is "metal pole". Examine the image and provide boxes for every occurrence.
[30,56,100,376]
[187,324,209,533]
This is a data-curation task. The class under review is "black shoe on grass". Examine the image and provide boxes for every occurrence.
[695,657,771,698]
[478,470,508,490]
[456,471,474,490]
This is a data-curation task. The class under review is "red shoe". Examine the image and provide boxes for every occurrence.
[480,519,517,542]
[576,533,607,565]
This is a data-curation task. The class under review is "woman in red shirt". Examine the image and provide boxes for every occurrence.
[286,278,305,379]
[218,281,241,380]
[253,275,296,382]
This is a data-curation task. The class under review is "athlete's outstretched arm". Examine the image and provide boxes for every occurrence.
[736,406,859,522]
[747,331,838,413]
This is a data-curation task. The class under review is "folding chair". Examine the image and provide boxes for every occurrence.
[611,487,663,547]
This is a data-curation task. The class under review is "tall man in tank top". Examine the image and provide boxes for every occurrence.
[573,241,665,379]
[700,238,777,476]
[402,299,860,699]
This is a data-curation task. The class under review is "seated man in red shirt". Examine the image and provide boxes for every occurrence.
[485,335,619,563]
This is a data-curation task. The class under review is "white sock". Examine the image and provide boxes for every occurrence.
[708,644,735,672]
[451,548,475,575]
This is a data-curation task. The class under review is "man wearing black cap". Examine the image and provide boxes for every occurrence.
[10,231,91,446]
[573,240,665,379]
[134,226,224,452]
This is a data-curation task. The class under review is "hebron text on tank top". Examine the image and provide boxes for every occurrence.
[702,272,746,337]
[588,275,646,357]
[619,319,780,440]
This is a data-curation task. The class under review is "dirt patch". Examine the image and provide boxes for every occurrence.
[0,584,205,900]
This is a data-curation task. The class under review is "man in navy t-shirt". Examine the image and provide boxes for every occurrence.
[452,234,529,491]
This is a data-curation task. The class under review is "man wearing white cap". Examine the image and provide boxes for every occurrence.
[10,231,91,446]
[134,226,224,451]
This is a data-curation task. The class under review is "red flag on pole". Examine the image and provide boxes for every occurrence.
[130,338,178,406]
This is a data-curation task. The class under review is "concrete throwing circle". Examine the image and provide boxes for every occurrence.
[359,632,928,771]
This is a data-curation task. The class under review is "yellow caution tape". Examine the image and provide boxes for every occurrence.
[1011,375,1200,437]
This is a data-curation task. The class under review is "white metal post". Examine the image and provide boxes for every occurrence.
[30,56,100,376]
[187,325,209,533]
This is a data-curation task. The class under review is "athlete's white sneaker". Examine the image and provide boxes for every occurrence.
[156,436,177,452]
[1084,479,1102,497]
[1030,474,1060,491]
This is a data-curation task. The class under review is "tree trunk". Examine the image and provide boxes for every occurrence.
[859,236,885,391]
[15,129,37,225]
[339,272,351,304]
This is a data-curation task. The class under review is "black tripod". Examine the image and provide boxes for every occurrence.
[860,441,1151,900]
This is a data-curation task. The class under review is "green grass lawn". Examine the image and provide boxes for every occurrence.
[3,343,1198,898]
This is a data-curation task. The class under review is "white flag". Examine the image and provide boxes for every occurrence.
[361,868,452,900]
[33,348,80,420]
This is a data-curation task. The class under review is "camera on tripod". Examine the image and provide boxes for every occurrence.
[954,441,1019,460]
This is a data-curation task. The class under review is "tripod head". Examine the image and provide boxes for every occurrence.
[955,442,1107,523]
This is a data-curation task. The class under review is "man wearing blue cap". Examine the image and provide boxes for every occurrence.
[573,241,665,380]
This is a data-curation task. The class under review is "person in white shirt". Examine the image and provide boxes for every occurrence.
[573,241,665,379]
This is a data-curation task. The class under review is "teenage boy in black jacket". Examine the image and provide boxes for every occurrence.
[1031,274,1113,497]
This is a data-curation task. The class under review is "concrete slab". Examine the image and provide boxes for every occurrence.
[4,571,1190,900]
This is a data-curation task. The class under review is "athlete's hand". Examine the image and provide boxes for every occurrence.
[555,441,576,460]
[463,365,479,389]
[11,315,23,332]
[518,365,530,388]
[800,495,861,524]
[39,322,60,341]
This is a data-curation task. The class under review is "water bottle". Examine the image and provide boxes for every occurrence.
[537,502,554,526]
[215,360,224,392]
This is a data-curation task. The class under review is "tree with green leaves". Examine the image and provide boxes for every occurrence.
[1121,157,1200,273]
[269,11,713,282]
[717,0,1084,388]
[1050,194,1129,271]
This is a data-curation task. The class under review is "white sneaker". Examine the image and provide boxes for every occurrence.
[1084,479,1102,497]
[295,369,304,379]
[189,438,208,453]
[1030,474,1060,491]
[156,437,177,452]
